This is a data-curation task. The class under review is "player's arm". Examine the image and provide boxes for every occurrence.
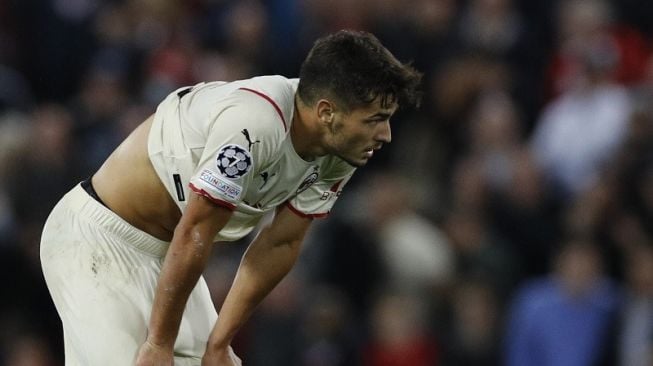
[140,193,233,356]
[203,205,312,360]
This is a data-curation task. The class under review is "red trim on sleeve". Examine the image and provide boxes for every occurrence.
[238,87,287,132]
[189,183,237,210]
[284,201,329,219]
[330,180,343,192]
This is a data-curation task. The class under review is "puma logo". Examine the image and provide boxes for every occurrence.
[241,129,261,151]
[259,171,276,189]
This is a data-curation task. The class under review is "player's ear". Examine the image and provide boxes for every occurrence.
[316,99,335,126]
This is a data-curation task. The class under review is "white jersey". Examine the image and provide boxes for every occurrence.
[148,76,355,242]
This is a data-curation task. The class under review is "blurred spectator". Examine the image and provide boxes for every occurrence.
[562,175,633,278]
[68,60,129,175]
[545,0,650,99]
[204,242,247,316]
[300,286,359,366]
[0,250,62,366]
[444,207,519,297]
[530,34,633,200]
[142,38,198,105]
[362,292,439,366]
[456,0,546,125]
[455,90,559,277]
[622,158,653,242]
[488,149,559,277]
[563,178,616,240]
[114,103,154,140]
[445,149,521,294]
[301,198,385,320]
[221,0,270,73]
[448,157,489,213]
[465,90,524,192]
[263,0,304,75]
[298,0,369,43]
[615,243,653,366]
[457,0,524,57]
[371,0,459,77]
[432,56,510,126]
[8,104,78,230]
[504,239,621,366]
[370,109,447,213]
[429,55,511,173]
[0,65,33,112]
[2,333,57,366]
[0,112,30,244]
[245,272,304,366]
[607,88,653,248]
[191,50,253,84]
[11,0,97,100]
[362,172,454,294]
[442,277,501,366]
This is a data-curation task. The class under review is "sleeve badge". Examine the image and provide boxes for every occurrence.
[216,144,253,179]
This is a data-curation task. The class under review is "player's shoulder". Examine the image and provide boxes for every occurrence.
[201,76,294,140]
[238,75,298,94]
[202,76,298,165]
[232,75,298,127]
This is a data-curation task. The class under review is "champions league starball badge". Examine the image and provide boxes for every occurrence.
[216,144,252,179]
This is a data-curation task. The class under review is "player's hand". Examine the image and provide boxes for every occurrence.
[202,345,242,366]
[134,339,174,366]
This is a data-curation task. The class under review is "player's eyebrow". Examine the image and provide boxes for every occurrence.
[366,112,392,120]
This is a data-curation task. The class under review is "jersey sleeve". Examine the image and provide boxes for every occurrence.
[285,159,356,218]
[189,91,285,209]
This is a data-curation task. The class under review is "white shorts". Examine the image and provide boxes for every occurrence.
[40,184,217,365]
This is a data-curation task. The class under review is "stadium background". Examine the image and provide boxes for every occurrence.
[2,0,653,364]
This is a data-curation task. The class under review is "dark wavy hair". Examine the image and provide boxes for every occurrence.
[297,30,422,111]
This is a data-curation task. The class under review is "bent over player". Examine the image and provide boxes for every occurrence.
[40,30,421,365]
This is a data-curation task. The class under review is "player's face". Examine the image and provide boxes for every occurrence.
[326,98,397,167]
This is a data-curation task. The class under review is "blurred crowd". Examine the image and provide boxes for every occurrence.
[2,0,653,365]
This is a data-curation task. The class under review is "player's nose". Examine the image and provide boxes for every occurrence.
[375,120,391,144]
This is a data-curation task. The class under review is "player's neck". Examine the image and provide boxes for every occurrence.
[291,97,328,160]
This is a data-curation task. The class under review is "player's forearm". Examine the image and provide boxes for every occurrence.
[147,226,213,348]
[206,229,302,349]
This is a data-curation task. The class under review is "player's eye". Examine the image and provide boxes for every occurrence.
[366,118,385,124]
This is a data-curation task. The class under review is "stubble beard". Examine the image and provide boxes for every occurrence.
[326,122,366,168]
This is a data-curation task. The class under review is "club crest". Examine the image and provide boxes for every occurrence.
[297,172,319,194]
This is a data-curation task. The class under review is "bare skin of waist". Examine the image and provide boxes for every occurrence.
[92,115,181,242]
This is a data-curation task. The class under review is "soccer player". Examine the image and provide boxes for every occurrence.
[40,30,421,365]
